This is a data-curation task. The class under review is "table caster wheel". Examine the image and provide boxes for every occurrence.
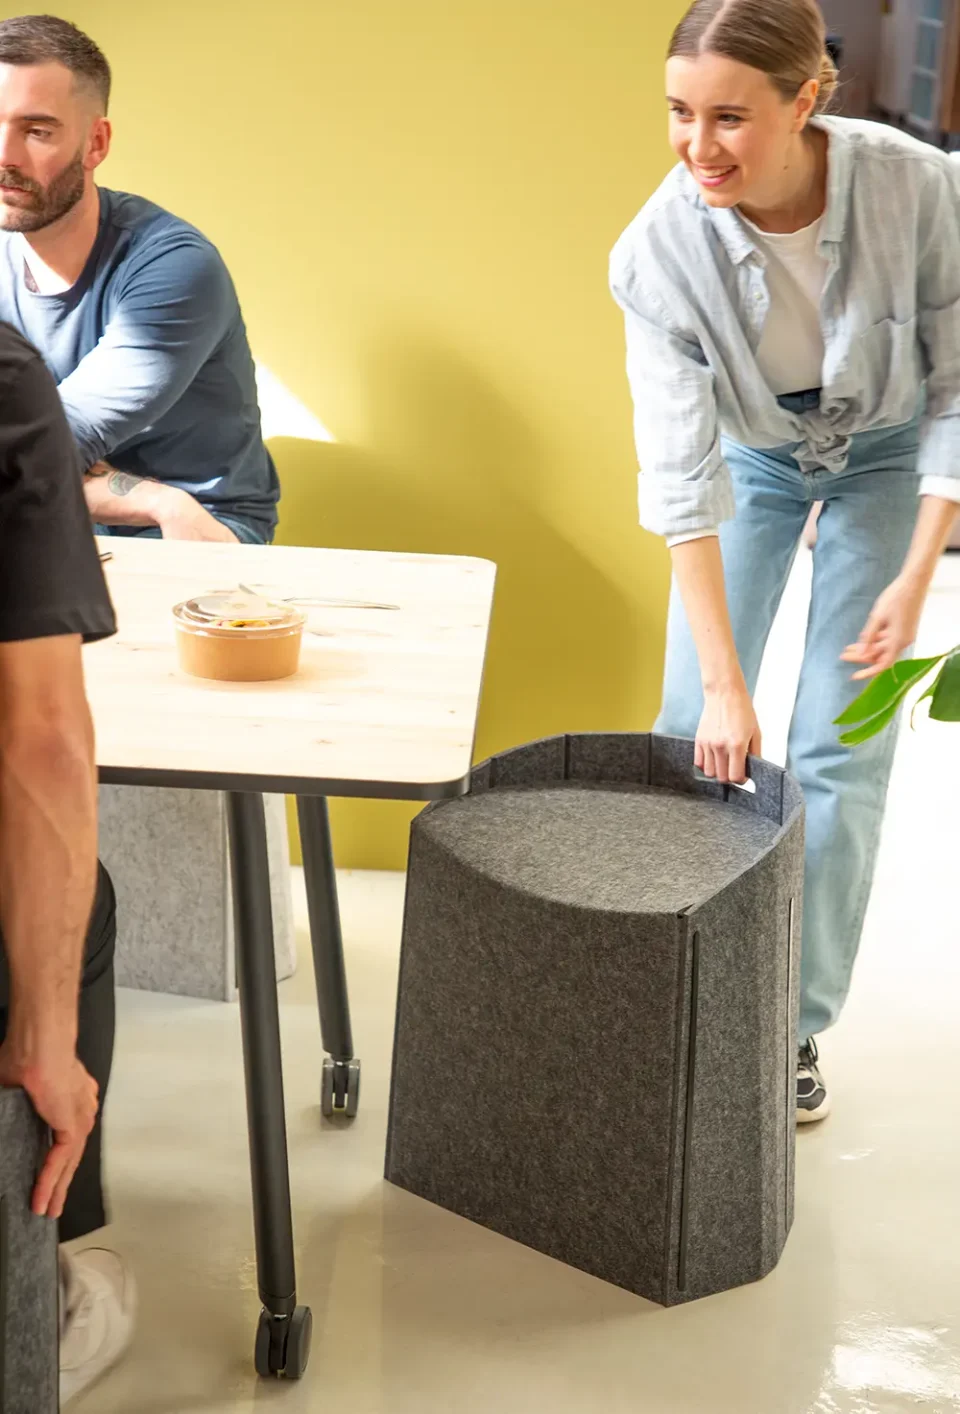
[284,1306,313,1379]
[321,1057,361,1118]
[254,1306,313,1379]
[342,1058,361,1118]
[320,1056,335,1116]
[254,1310,274,1377]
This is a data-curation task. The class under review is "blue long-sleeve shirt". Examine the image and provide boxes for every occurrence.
[0,187,279,537]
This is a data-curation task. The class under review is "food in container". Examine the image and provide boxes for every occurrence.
[173,590,305,681]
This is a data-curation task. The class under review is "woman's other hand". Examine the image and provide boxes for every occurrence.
[841,574,927,681]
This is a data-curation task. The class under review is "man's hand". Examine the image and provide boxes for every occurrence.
[841,575,927,681]
[155,488,239,542]
[0,634,99,1223]
[0,1036,98,1219]
[85,465,239,541]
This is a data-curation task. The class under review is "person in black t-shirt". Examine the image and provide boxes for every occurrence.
[0,321,134,1403]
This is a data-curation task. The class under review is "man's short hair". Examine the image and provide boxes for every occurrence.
[0,15,110,114]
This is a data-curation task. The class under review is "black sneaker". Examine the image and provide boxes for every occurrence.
[797,1039,830,1124]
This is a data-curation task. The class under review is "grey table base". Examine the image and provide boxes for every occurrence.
[0,1089,57,1414]
[385,733,805,1308]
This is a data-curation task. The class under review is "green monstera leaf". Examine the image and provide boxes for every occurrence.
[835,655,946,746]
[929,652,960,723]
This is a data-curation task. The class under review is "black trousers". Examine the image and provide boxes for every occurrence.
[0,862,116,1242]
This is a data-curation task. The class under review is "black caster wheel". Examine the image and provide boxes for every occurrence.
[254,1306,313,1379]
[254,1310,274,1377]
[321,1056,361,1118]
[284,1306,313,1379]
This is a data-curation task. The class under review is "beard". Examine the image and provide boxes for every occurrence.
[0,152,86,234]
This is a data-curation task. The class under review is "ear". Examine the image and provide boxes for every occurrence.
[793,78,819,131]
[84,117,112,173]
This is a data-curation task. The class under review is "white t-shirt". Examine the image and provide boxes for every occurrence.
[667,210,959,547]
[15,233,72,295]
[745,213,828,397]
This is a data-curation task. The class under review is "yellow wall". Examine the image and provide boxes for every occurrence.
[58,0,684,868]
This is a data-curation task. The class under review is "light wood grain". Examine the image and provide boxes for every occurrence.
[85,538,496,797]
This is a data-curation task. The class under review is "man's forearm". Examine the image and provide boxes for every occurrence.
[83,462,234,541]
[83,461,175,527]
[0,670,97,1054]
[901,495,960,587]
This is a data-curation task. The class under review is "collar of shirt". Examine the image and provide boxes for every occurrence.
[14,233,73,296]
[702,116,853,268]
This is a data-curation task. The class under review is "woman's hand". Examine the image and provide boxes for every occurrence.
[696,682,762,785]
[667,537,760,782]
[841,574,928,682]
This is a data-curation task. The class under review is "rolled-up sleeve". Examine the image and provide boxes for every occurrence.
[917,158,960,496]
[611,255,734,539]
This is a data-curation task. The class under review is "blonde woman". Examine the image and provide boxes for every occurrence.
[611,0,960,1121]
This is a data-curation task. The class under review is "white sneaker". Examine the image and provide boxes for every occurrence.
[797,1039,831,1124]
[59,1248,137,1406]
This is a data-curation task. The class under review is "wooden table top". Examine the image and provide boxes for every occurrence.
[85,538,496,798]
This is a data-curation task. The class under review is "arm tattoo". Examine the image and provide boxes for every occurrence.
[107,470,146,497]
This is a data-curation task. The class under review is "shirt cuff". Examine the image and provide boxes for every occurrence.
[665,529,720,548]
[920,475,960,505]
[638,457,736,539]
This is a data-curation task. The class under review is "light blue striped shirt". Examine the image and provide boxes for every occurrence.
[610,117,960,540]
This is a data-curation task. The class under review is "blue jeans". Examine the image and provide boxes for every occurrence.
[656,408,921,1042]
[95,512,269,545]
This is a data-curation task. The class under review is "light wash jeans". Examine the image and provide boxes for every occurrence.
[656,400,921,1042]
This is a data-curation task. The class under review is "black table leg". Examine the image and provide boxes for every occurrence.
[296,796,361,1118]
[227,791,313,1380]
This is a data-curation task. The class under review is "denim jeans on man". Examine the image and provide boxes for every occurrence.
[93,512,269,545]
[656,394,920,1042]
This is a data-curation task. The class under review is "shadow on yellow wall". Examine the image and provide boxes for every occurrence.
[59,0,685,869]
[273,335,639,869]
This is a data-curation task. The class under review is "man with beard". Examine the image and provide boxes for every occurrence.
[0,16,276,1400]
[0,14,279,542]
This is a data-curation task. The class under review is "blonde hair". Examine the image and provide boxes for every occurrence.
[669,0,838,113]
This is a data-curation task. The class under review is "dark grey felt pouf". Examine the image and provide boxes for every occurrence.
[0,1089,58,1413]
[385,734,805,1307]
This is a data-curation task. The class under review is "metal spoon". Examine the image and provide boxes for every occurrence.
[238,582,400,611]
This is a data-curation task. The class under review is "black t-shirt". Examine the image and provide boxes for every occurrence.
[0,321,116,644]
[0,323,116,995]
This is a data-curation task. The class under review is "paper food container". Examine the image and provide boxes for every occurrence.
[173,590,306,682]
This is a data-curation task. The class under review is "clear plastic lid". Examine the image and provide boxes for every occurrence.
[173,590,305,635]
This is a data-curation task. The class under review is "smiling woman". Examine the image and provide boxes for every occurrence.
[665,0,836,223]
[609,0,960,1122]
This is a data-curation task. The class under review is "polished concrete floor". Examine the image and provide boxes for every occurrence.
[80,551,960,1414]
